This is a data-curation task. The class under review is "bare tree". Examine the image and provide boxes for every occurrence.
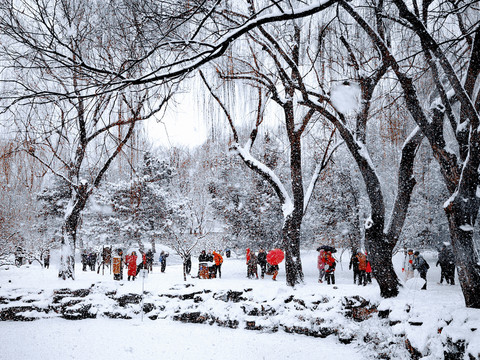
[336,0,480,307]
[199,8,340,285]
[1,0,173,279]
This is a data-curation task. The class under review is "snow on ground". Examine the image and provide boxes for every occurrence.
[0,249,479,360]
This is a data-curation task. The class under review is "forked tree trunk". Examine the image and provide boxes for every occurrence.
[365,226,400,298]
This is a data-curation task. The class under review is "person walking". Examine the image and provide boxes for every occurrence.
[317,248,326,283]
[413,251,429,290]
[81,251,88,272]
[356,251,368,286]
[159,251,169,273]
[349,249,360,284]
[324,251,336,285]
[403,249,415,281]
[43,250,50,269]
[436,244,455,285]
[127,251,138,281]
[146,249,154,272]
[246,249,258,279]
[257,249,267,279]
[267,263,279,281]
[213,251,223,278]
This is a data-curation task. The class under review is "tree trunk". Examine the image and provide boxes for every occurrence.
[58,186,89,280]
[282,214,304,286]
[445,200,480,308]
[364,213,400,298]
[58,214,79,280]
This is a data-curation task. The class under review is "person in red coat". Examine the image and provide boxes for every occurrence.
[213,251,223,278]
[127,251,138,281]
[324,251,336,285]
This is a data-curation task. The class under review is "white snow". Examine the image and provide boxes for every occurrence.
[460,224,474,232]
[330,82,361,115]
[0,250,479,359]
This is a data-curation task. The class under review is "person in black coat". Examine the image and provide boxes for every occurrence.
[159,251,169,273]
[413,251,429,290]
[198,250,209,262]
[257,249,267,279]
[436,244,455,285]
[349,249,360,284]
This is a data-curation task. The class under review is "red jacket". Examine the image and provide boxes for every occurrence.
[325,253,336,273]
[357,253,367,271]
[213,252,223,266]
[128,254,137,276]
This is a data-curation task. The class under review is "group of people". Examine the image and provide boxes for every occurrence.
[111,248,159,281]
[348,250,372,286]
[317,248,338,285]
[81,251,98,272]
[198,250,223,279]
[403,248,430,289]
[246,248,279,281]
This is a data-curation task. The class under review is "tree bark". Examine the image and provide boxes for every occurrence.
[445,196,480,308]
[282,213,304,286]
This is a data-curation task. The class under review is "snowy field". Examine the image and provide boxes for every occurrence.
[0,249,479,360]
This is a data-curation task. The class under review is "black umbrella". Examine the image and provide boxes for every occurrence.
[316,245,337,253]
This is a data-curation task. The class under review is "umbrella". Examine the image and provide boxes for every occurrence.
[267,249,285,265]
[316,245,337,253]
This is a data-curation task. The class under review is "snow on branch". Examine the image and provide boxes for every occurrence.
[232,143,293,217]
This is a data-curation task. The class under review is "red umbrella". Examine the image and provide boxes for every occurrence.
[267,249,284,265]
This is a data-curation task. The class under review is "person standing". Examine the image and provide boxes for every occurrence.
[246,249,258,279]
[113,249,124,280]
[413,251,429,290]
[349,249,360,284]
[146,249,154,272]
[267,263,279,281]
[356,251,368,286]
[88,252,96,272]
[403,249,415,281]
[127,251,138,281]
[324,251,336,285]
[43,250,50,269]
[437,244,455,285]
[317,248,326,283]
[159,251,169,273]
[213,251,223,278]
[257,249,267,279]
[81,251,88,272]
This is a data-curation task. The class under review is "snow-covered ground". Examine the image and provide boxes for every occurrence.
[0,249,479,359]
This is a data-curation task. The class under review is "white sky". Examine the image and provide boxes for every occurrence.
[145,91,208,149]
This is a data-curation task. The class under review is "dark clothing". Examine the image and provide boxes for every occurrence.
[349,254,360,284]
[414,254,429,290]
[437,247,455,285]
[214,264,222,278]
[44,253,50,269]
[325,254,336,285]
[199,252,209,262]
[159,252,169,273]
[247,253,258,279]
[88,253,96,271]
[81,253,88,271]
[257,251,267,278]
[146,250,154,272]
